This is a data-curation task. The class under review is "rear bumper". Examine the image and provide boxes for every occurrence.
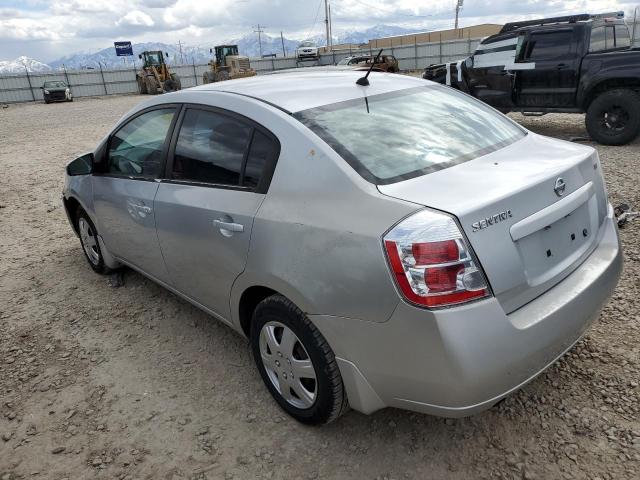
[311,205,622,416]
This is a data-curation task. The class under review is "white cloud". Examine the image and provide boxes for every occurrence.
[0,0,635,62]
[117,10,155,27]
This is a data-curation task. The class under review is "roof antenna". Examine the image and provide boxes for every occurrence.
[356,49,383,86]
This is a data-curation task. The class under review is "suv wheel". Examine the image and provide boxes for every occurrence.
[586,89,640,145]
[76,207,110,275]
[250,295,348,425]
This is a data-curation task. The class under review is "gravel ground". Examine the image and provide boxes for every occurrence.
[0,95,638,480]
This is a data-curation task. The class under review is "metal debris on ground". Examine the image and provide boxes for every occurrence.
[107,270,125,288]
[614,203,639,228]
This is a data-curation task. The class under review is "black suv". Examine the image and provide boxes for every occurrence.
[423,12,640,145]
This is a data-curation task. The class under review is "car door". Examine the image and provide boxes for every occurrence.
[466,34,520,110]
[154,105,279,320]
[515,28,580,108]
[92,106,178,283]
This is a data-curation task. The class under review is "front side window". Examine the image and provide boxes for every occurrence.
[524,31,573,60]
[107,108,175,177]
[605,26,615,49]
[295,86,525,185]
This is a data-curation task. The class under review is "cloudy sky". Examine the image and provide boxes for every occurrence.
[0,0,636,62]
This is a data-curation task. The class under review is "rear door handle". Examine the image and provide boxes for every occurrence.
[214,219,244,234]
[556,63,568,70]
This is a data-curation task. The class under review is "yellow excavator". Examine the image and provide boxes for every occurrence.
[203,45,256,83]
[136,51,181,94]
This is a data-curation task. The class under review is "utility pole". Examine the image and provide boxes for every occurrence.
[454,0,464,30]
[177,40,184,64]
[328,1,333,49]
[280,31,286,57]
[324,0,330,49]
[254,24,265,57]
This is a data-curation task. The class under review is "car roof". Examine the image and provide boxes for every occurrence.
[186,70,425,113]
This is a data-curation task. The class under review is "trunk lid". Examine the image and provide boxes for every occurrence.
[378,133,608,313]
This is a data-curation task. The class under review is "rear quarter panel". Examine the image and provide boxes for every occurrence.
[229,107,418,327]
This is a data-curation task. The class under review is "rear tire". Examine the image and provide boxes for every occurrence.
[162,78,178,92]
[250,295,348,425]
[585,89,640,145]
[76,207,110,275]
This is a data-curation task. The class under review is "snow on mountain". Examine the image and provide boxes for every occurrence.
[0,56,52,73]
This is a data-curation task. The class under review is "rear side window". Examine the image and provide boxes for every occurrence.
[172,108,279,189]
[243,130,277,189]
[295,86,525,185]
[615,25,631,48]
[108,108,175,178]
[173,109,252,186]
[524,31,573,60]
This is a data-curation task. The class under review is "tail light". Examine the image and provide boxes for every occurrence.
[383,209,491,308]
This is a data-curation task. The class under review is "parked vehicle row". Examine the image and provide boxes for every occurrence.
[63,70,622,425]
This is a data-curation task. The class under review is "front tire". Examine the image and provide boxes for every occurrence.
[585,89,640,145]
[250,295,348,425]
[76,207,110,275]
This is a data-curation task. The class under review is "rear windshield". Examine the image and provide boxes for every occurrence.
[294,86,526,185]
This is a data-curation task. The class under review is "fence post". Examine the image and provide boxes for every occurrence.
[414,36,418,70]
[99,63,108,95]
[24,67,36,102]
[332,51,335,65]
[271,57,275,71]
[192,62,198,86]
[62,64,72,95]
[439,34,442,64]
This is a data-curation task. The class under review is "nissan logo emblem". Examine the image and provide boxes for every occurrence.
[554,178,566,197]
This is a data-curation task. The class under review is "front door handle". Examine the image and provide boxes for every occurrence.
[214,218,244,236]
[556,63,568,70]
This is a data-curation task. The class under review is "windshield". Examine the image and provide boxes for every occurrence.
[145,52,163,64]
[337,58,351,65]
[299,41,315,47]
[295,86,526,185]
[44,81,66,88]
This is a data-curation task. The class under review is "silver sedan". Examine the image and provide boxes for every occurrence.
[63,71,622,424]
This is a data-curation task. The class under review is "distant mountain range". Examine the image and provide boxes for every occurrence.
[0,56,52,73]
[0,24,427,73]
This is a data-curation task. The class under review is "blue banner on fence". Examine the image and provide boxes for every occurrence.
[114,42,133,56]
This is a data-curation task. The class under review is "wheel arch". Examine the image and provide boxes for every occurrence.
[581,77,640,110]
[231,274,316,339]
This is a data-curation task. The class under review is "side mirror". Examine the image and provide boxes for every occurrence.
[67,153,94,176]
[40,86,44,89]
[138,54,142,59]
[165,52,169,57]
[465,57,473,68]
[210,48,213,54]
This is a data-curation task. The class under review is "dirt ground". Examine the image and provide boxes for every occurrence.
[0,95,638,480]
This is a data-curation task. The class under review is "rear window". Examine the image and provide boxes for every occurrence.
[294,86,525,185]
